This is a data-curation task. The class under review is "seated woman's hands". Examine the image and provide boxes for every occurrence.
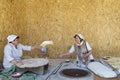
[11,60,23,67]
[16,62,23,67]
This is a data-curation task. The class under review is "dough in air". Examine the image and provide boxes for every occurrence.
[40,41,53,47]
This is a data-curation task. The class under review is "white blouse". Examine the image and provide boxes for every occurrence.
[68,41,94,60]
[3,43,31,69]
[69,41,92,53]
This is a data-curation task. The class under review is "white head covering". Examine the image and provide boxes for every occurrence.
[77,34,84,39]
[74,34,84,40]
[7,34,19,43]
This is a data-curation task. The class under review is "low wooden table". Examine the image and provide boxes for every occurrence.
[17,58,49,75]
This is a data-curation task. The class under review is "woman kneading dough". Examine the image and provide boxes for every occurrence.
[3,34,42,69]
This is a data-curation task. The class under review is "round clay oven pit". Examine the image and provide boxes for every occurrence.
[58,68,93,80]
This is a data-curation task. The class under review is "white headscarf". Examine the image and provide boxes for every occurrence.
[7,34,19,43]
[76,34,84,40]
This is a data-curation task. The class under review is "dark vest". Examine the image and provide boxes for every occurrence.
[74,41,88,61]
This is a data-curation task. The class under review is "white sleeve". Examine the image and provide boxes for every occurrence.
[86,41,94,60]
[86,41,92,51]
[20,44,32,51]
[4,46,14,62]
[69,45,75,54]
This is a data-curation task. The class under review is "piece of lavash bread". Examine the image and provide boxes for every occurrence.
[40,41,53,47]
[87,61,117,78]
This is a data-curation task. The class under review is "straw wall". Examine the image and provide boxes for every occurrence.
[0,0,120,60]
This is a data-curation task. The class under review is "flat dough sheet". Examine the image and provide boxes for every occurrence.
[87,61,117,78]
[19,58,49,68]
